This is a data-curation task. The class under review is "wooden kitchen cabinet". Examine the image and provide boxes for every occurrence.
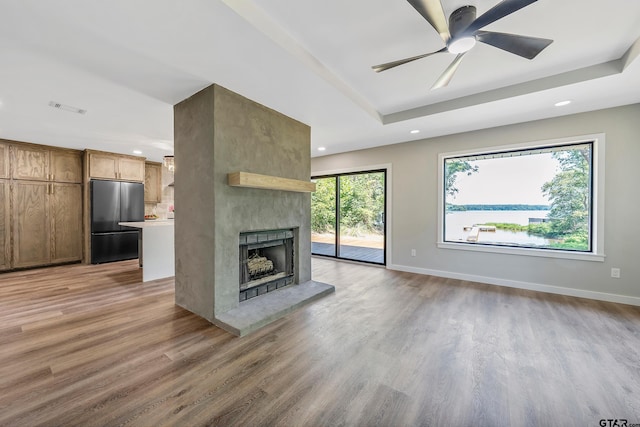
[50,150,82,183]
[0,142,9,179]
[50,183,83,264]
[88,151,118,180]
[0,181,10,271]
[119,157,145,182]
[87,150,144,182]
[144,162,162,203]
[0,140,83,270]
[10,144,82,183]
[11,181,51,269]
[11,180,82,268]
[11,144,49,181]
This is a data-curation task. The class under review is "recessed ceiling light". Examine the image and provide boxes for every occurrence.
[133,150,143,155]
[554,100,571,107]
[410,129,420,134]
[318,147,326,151]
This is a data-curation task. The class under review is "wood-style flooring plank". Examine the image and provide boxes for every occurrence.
[0,258,639,426]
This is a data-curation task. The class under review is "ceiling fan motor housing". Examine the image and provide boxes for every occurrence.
[449,5,477,38]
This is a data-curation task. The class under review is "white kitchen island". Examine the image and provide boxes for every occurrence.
[119,220,174,282]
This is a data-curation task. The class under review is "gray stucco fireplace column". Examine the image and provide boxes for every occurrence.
[173,84,334,336]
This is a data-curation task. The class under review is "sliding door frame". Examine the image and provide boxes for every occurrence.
[311,168,387,266]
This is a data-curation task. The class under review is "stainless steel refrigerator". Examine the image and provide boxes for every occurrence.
[90,180,144,264]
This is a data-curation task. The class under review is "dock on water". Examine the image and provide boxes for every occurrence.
[464,225,496,242]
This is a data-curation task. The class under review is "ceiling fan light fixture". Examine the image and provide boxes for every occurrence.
[447,36,476,54]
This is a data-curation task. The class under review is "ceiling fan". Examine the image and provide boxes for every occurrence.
[372,0,553,89]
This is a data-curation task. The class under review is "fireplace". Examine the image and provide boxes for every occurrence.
[174,84,335,336]
[239,229,295,301]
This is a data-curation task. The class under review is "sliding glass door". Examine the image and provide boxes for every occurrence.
[310,176,337,257]
[311,170,386,265]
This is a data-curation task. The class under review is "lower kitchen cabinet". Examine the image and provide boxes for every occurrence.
[51,183,83,264]
[12,181,51,268]
[11,180,82,269]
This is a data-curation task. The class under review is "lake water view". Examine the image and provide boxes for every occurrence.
[445,210,552,246]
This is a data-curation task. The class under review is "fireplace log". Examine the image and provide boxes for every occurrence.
[247,254,273,275]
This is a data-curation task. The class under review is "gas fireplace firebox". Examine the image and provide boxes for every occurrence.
[239,229,295,301]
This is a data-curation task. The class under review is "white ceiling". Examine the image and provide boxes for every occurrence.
[0,0,639,162]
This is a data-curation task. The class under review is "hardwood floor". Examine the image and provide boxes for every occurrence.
[1,259,639,426]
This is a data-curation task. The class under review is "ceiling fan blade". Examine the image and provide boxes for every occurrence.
[431,53,466,89]
[372,47,447,73]
[462,0,537,35]
[476,31,553,59]
[407,0,450,43]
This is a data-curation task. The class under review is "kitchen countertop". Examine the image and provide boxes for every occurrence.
[119,220,174,228]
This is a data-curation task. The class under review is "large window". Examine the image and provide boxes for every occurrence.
[311,170,386,265]
[438,135,605,261]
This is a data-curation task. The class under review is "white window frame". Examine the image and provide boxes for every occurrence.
[437,134,605,262]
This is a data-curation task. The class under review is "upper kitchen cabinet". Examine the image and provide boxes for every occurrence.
[144,161,162,203]
[87,151,117,180]
[0,141,9,179]
[10,143,82,183]
[119,157,145,182]
[50,150,82,183]
[86,150,144,182]
[11,144,49,181]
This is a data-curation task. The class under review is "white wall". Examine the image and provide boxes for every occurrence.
[312,104,640,305]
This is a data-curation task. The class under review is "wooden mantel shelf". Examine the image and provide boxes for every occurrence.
[228,171,316,193]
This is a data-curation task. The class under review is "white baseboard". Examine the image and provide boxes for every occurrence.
[387,263,640,307]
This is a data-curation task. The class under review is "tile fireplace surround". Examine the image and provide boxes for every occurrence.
[173,84,334,336]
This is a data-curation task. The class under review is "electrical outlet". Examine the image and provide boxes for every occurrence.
[411,249,416,257]
[611,268,621,279]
